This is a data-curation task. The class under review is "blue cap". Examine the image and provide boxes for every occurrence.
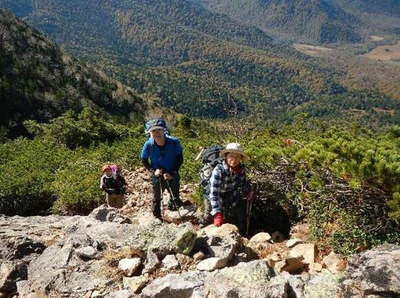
[145,118,167,133]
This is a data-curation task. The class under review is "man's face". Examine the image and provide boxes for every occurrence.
[226,153,242,168]
[105,169,113,177]
[150,128,165,142]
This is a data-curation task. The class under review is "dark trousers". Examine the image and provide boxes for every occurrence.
[223,196,246,235]
[204,192,246,234]
[151,174,181,218]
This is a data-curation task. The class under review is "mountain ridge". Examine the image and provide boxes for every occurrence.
[1,1,400,124]
[0,9,147,136]
[200,0,400,43]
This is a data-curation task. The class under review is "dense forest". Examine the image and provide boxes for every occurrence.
[0,9,147,137]
[200,0,400,43]
[2,2,399,123]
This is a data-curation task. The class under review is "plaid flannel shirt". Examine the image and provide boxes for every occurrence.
[209,161,250,215]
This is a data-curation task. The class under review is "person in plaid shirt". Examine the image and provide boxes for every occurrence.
[208,143,255,234]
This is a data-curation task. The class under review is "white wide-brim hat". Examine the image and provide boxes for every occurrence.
[220,143,249,161]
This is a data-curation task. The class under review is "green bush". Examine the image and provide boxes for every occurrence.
[24,108,138,149]
[1,117,400,255]
[50,137,146,214]
[51,158,104,214]
[0,138,71,215]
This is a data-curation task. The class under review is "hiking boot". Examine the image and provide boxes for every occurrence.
[153,210,162,221]
[168,199,183,211]
[198,215,211,228]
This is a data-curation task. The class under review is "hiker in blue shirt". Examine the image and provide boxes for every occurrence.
[140,119,184,219]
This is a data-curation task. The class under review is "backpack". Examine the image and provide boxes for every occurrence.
[108,164,126,192]
[199,145,224,189]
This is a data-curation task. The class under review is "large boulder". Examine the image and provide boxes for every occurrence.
[303,270,342,298]
[203,260,287,298]
[141,271,208,298]
[322,251,346,274]
[196,224,241,269]
[340,244,400,297]
[89,205,131,224]
[289,243,316,265]
[125,222,197,256]
[10,216,143,297]
[23,240,116,297]
[0,215,66,261]
[63,216,141,249]
[199,224,241,244]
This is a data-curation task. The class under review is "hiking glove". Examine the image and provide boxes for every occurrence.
[213,212,224,227]
[163,172,173,180]
[154,169,163,177]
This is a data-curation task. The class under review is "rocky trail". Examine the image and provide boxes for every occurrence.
[1,168,399,298]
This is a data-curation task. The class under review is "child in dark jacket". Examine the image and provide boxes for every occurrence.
[100,165,126,208]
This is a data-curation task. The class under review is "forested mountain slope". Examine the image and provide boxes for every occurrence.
[200,0,400,43]
[1,1,399,123]
[0,9,146,137]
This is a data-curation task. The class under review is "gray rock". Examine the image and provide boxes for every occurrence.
[76,246,98,260]
[24,240,115,297]
[249,232,272,243]
[123,276,149,293]
[199,224,241,245]
[304,270,342,298]
[119,258,142,277]
[16,280,30,297]
[0,236,46,262]
[89,205,131,224]
[197,223,241,269]
[279,272,305,298]
[196,257,227,271]
[107,289,135,298]
[126,222,197,256]
[162,255,179,270]
[141,271,207,298]
[246,232,274,258]
[340,244,400,297]
[142,251,160,274]
[163,205,197,224]
[63,216,141,249]
[204,260,283,298]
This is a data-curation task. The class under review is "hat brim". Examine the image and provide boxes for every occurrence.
[220,149,249,161]
[148,126,165,132]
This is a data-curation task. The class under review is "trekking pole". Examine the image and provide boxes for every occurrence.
[246,198,253,237]
[159,176,165,219]
[165,179,183,219]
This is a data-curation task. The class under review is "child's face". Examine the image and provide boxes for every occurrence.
[226,153,242,168]
[105,169,113,176]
